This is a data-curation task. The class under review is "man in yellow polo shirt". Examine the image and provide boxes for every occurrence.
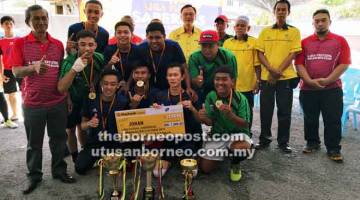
[223,15,261,135]
[255,0,302,153]
[169,4,201,61]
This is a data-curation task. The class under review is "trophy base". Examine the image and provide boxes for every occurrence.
[142,187,155,200]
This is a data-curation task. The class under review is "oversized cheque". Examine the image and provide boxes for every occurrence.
[115,105,185,137]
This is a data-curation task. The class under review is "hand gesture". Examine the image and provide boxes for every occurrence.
[72,52,88,73]
[88,113,99,128]
[34,55,48,75]
[109,49,120,65]
[181,100,194,110]
[129,91,144,105]
[218,104,232,116]
[66,33,77,54]
[198,104,207,120]
[195,69,204,88]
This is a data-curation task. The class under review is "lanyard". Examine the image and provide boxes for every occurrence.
[118,45,131,78]
[167,88,183,104]
[217,89,233,109]
[149,44,165,75]
[99,95,116,131]
[81,58,94,88]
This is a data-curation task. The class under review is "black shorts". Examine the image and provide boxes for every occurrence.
[3,70,22,94]
[66,102,83,129]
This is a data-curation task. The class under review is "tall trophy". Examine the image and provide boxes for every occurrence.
[140,153,158,200]
[130,159,142,200]
[180,159,198,200]
[97,153,127,200]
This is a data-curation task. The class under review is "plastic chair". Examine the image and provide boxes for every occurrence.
[343,83,360,134]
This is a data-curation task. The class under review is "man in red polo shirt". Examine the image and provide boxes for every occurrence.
[295,9,351,163]
[11,5,76,194]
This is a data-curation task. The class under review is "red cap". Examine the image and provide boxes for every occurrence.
[199,30,219,44]
[215,15,228,23]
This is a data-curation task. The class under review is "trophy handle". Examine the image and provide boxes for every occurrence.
[97,159,105,200]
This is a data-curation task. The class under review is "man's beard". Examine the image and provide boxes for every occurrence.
[316,29,329,36]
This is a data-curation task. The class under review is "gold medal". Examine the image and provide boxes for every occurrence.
[136,80,144,87]
[89,92,96,100]
[215,100,223,108]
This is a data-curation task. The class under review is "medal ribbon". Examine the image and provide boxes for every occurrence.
[168,88,183,103]
[81,58,94,89]
[117,45,131,78]
[100,95,116,131]
[149,44,166,81]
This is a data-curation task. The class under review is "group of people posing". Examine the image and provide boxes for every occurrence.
[0,0,351,195]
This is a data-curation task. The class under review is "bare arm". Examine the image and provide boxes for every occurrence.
[278,52,297,72]
[57,69,77,93]
[323,64,349,85]
[12,65,36,78]
[258,51,271,70]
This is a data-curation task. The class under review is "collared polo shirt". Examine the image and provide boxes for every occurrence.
[60,52,104,104]
[169,26,202,61]
[295,32,351,90]
[219,33,233,47]
[68,22,109,53]
[10,32,65,108]
[224,35,260,92]
[256,24,302,81]
[188,47,237,95]
[205,90,250,136]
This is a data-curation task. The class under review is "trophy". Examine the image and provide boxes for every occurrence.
[140,153,158,200]
[180,159,198,200]
[97,153,127,200]
[130,159,142,200]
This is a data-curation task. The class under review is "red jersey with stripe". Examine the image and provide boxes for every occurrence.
[295,32,351,90]
[0,36,18,70]
[10,32,66,108]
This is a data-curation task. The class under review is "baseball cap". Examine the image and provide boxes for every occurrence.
[199,30,219,44]
[215,15,229,23]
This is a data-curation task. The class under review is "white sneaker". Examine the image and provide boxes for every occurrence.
[4,119,18,129]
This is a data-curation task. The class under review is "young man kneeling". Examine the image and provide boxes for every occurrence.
[198,66,253,182]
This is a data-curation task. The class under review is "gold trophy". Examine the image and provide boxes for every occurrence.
[140,153,158,200]
[97,153,127,200]
[180,159,198,200]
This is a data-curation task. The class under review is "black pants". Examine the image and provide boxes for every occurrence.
[241,91,254,133]
[299,88,343,153]
[259,79,294,145]
[23,101,68,182]
[0,92,8,121]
